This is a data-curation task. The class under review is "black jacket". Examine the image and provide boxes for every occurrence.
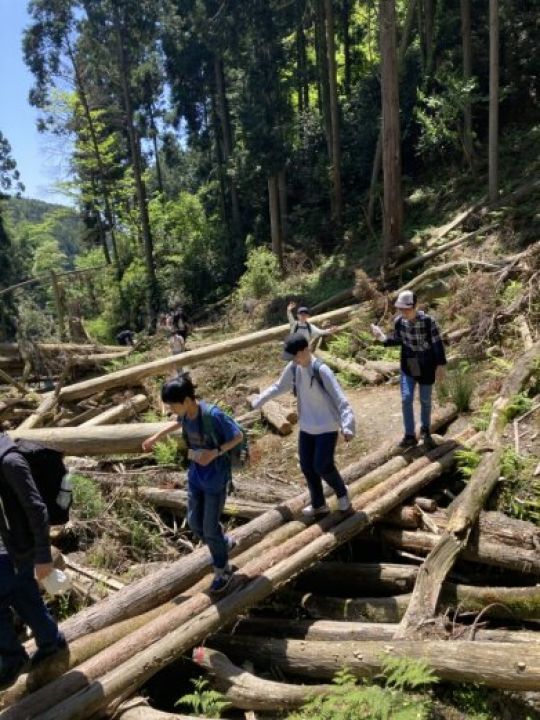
[0,434,52,565]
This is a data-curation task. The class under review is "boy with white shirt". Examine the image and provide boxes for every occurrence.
[251,333,355,517]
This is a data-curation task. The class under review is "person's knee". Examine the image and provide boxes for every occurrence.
[314,458,335,477]
[188,515,203,539]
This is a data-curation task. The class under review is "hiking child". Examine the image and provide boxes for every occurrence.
[251,333,355,517]
[169,331,186,355]
[142,376,243,593]
[286,302,338,343]
[0,433,67,689]
[370,290,447,449]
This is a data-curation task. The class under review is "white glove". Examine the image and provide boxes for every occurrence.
[41,569,72,596]
[370,324,387,342]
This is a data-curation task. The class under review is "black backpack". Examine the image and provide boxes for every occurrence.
[1,440,72,525]
[293,321,312,336]
[291,358,326,398]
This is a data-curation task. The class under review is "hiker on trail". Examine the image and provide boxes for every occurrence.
[251,333,355,518]
[287,302,338,343]
[370,290,447,449]
[172,308,190,341]
[169,331,186,355]
[142,377,243,594]
[0,433,68,690]
[116,328,135,346]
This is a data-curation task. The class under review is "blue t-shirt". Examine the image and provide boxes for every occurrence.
[180,401,241,493]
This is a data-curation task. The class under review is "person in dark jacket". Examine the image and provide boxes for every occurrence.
[0,434,66,689]
[116,329,135,346]
[371,291,447,449]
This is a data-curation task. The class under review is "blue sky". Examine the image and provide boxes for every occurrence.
[0,0,70,205]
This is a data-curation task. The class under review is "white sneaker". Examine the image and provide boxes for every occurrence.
[302,503,330,518]
[337,494,352,512]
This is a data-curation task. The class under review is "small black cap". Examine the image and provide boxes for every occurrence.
[297,306,310,315]
[281,332,309,360]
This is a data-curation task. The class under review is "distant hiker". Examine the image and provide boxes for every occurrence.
[116,329,135,346]
[370,290,447,449]
[251,333,355,517]
[287,302,337,343]
[142,376,243,594]
[0,433,68,690]
[172,308,190,341]
[169,331,186,355]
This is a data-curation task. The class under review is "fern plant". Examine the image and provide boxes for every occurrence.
[502,392,533,423]
[287,657,438,720]
[176,677,230,718]
[152,437,181,465]
[455,448,482,480]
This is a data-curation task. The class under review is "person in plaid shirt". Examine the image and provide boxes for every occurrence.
[371,290,447,448]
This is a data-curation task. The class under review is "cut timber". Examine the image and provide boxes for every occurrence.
[80,394,148,427]
[396,342,540,637]
[381,527,540,575]
[233,617,540,644]
[193,646,329,711]
[390,222,498,276]
[248,395,292,435]
[0,369,30,396]
[137,487,273,520]
[399,259,501,293]
[0,342,120,356]
[292,583,540,622]
[57,306,358,402]
[8,439,468,720]
[16,392,57,431]
[210,636,540,690]
[363,359,400,376]
[10,422,183,456]
[316,350,382,384]
[296,561,420,595]
[117,698,216,720]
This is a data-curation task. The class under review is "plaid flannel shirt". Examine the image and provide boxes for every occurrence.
[384,311,446,383]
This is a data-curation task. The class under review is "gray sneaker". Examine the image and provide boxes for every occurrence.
[302,503,330,518]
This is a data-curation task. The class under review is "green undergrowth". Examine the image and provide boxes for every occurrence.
[492,448,539,523]
[436,362,475,412]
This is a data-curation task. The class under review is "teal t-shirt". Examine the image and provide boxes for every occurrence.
[180,401,240,493]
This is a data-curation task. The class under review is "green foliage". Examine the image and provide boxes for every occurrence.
[237,246,282,300]
[71,474,105,520]
[502,280,523,305]
[84,315,115,344]
[447,684,493,720]
[472,401,494,431]
[328,333,356,360]
[176,677,230,718]
[502,393,533,423]
[0,131,24,195]
[287,658,437,720]
[436,363,475,412]
[152,437,182,466]
[495,448,539,523]
[455,448,482,480]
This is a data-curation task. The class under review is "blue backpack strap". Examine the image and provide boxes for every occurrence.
[198,403,224,449]
[311,358,326,391]
[291,363,297,397]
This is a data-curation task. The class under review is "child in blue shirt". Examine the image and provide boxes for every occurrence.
[142,376,243,593]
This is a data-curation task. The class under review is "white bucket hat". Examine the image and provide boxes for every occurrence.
[395,290,416,309]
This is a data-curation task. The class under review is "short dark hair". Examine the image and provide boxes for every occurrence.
[161,375,196,403]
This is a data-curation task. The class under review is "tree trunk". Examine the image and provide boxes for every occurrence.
[424,0,435,77]
[55,305,357,403]
[380,0,404,261]
[136,487,273,520]
[79,394,148,427]
[268,175,284,271]
[367,0,417,225]
[342,0,351,96]
[488,0,499,202]
[277,167,288,246]
[324,0,342,224]
[296,561,420,595]
[112,5,158,330]
[117,699,215,720]
[314,0,333,161]
[315,350,383,385]
[210,636,540,690]
[460,0,473,167]
[50,271,67,342]
[396,343,540,637]
[247,395,293,435]
[193,647,329,711]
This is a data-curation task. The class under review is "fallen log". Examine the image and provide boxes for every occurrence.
[209,636,540,690]
[116,698,219,720]
[248,395,291,435]
[56,305,358,403]
[316,350,383,384]
[363,359,400,377]
[0,342,121,357]
[399,259,502,293]
[9,422,184,455]
[137,487,273,520]
[57,404,114,427]
[396,342,540,637]
[16,392,57,431]
[80,394,148,427]
[381,528,540,575]
[233,617,540,644]
[7,438,468,719]
[296,561,420,595]
[193,646,329,711]
[292,583,540,622]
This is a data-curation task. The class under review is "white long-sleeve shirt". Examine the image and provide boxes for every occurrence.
[252,358,356,437]
[287,309,326,341]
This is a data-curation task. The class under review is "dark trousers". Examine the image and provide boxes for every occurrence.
[0,553,60,661]
[298,431,347,509]
[187,485,228,570]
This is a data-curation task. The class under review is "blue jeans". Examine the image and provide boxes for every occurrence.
[400,374,433,436]
[0,554,60,661]
[187,485,228,570]
[298,431,348,510]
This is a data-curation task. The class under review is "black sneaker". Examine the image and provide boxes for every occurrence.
[420,427,436,450]
[0,651,28,690]
[210,569,233,594]
[30,634,67,669]
[398,435,418,449]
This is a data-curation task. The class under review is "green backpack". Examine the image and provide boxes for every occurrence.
[182,403,249,471]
